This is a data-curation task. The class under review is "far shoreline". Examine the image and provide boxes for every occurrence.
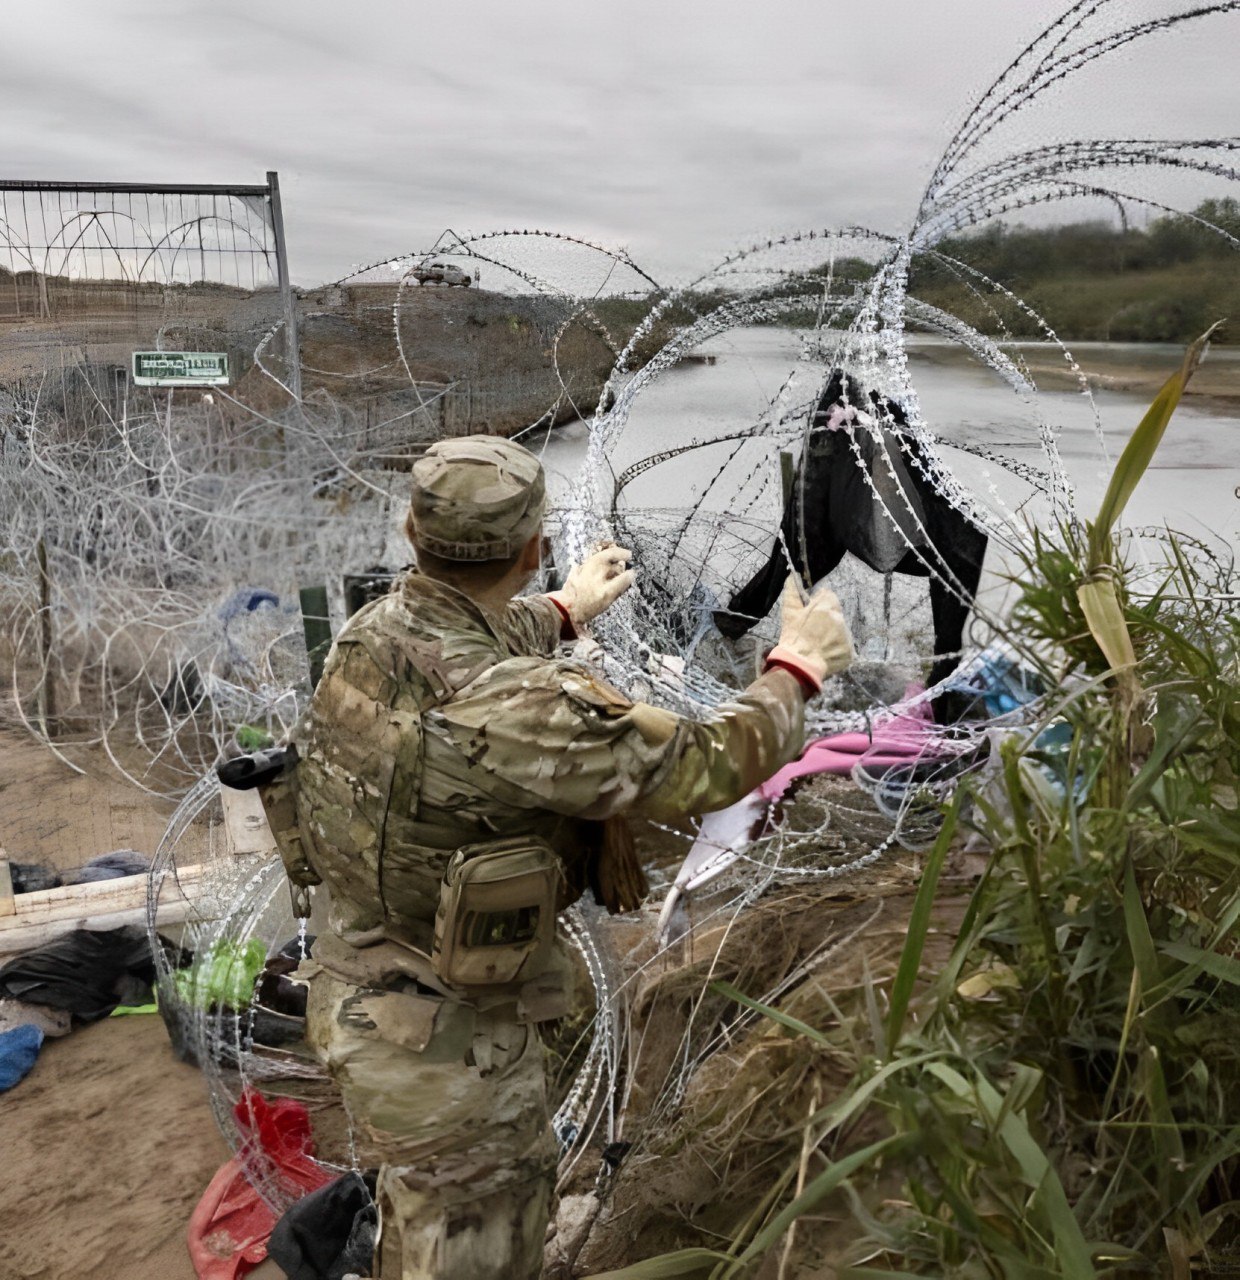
[906,336,1240,408]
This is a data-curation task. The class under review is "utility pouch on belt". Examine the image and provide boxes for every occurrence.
[432,837,561,989]
[217,744,321,920]
[257,770,321,920]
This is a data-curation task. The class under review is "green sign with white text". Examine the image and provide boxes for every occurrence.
[132,351,230,387]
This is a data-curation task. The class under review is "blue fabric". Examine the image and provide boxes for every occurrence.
[942,647,1045,717]
[0,1024,44,1092]
[218,587,280,622]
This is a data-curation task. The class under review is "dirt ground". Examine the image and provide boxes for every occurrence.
[0,732,173,870]
[0,728,231,1280]
[0,1014,229,1280]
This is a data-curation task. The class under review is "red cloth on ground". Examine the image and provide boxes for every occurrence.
[187,1089,333,1280]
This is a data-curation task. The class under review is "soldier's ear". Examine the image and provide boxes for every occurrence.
[518,531,542,574]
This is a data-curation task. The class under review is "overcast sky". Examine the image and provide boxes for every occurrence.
[2,0,1237,286]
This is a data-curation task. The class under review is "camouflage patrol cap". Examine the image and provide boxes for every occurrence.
[408,434,546,561]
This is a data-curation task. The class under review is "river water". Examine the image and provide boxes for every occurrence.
[525,329,1238,662]
[531,329,1240,544]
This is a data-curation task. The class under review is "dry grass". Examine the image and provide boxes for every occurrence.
[560,781,972,1277]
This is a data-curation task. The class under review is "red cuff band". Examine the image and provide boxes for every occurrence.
[547,595,577,641]
[763,656,820,698]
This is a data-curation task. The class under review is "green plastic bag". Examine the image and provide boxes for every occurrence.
[173,938,266,1010]
[109,1002,159,1017]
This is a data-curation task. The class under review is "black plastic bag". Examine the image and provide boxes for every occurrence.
[0,926,156,1022]
[267,1171,377,1280]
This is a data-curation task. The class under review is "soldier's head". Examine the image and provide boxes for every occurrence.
[406,434,546,593]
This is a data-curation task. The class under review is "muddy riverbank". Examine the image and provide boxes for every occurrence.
[909,337,1240,406]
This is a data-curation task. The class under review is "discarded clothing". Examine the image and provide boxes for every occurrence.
[658,691,938,928]
[247,947,312,1047]
[659,687,965,937]
[187,1089,333,1280]
[255,952,309,1019]
[277,934,316,961]
[939,645,1044,720]
[219,587,280,623]
[656,791,768,944]
[720,369,989,691]
[0,996,72,1039]
[8,862,60,894]
[0,1024,43,1092]
[0,926,157,1022]
[758,691,941,793]
[187,1156,272,1280]
[61,850,151,885]
[8,852,150,895]
[267,1172,377,1280]
[109,1001,159,1017]
[234,1088,331,1195]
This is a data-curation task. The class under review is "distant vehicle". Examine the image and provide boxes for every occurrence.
[411,261,473,287]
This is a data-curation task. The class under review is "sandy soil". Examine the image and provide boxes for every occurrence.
[0,727,228,1280]
[0,732,173,874]
[0,1015,229,1280]
[1018,346,1240,405]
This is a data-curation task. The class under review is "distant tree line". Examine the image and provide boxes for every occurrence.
[909,200,1240,343]
[923,199,1238,277]
[594,201,1240,356]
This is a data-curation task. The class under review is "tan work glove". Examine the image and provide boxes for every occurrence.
[764,575,854,694]
[548,542,635,629]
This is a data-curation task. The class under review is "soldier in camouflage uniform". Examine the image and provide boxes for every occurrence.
[276,435,853,1279]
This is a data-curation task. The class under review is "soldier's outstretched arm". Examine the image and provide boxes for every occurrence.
[637,579,854,815]
[627,667,807,820]
[437,661,804,822]
[439,578,853,822]
[499,543,637,657]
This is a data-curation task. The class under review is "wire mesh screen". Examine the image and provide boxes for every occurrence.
[0,182,278,293]
[0,180,287,387]
[0,177,300,794]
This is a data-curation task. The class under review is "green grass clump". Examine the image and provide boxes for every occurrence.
[856,554,1240,1273]
[824,338,1239,1276]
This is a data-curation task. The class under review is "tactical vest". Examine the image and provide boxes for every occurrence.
[261,583,590,957]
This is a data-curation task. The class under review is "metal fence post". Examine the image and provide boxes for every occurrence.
[298,585,333,689]
[36,537,55,731]
[267,171,301,401]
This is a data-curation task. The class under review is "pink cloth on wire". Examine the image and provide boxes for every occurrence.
[758,685,938,801]
[660,687,943,924]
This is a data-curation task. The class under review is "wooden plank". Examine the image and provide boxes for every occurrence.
[0,864,212,956]
[0,906,192,956]
[220,788,277,858]
[0,856,13,918]
[0,864,207,919]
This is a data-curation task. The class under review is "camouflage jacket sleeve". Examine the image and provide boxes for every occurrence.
[495,594,564,657]
[435,658,805,822]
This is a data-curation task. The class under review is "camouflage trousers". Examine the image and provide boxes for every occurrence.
[304,966,558,1279]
